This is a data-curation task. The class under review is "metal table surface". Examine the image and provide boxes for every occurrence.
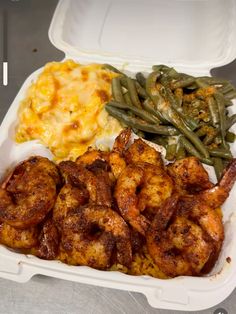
[0,1,236,313]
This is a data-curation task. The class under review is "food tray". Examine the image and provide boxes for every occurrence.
[1,0,236,311]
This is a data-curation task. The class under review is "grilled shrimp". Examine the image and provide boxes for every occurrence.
[59,160,112,207]
[60,205,132,269]
[167,157,213,194]
[138,163,173,217]
[109,128,131,179]
[124,138,163,167]
[146,196,217,277]
[35,218,60,260]
[75,128,131,180]
[176,196,224,272]
[53,184,89,231]
[148,216,213,276]
[76,148,109,167]
[199,158,236,208]
[115,164,149,235]
[115,161,173,234]
[0,222,38,249]
[0,156,61,229]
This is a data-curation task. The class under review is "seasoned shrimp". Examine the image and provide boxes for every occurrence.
[75,128,131,180]
[124,138,163,167]
[147,216,213,277]
[146,196,216,277]
[109,128,131,179]
[76,148,109,167]
[59,161,112,207]
[138,163,173,217]
[167,157,213,194]
[177,196,224,244]
[60,205,132,269]
[53,184,89,231]
[199,158,236,208]
[0,222,38,249]
[115,164,149,235]
[115,162,173,234]
[0,156,61,228]
[35,218,59,260]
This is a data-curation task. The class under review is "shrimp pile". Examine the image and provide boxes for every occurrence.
[0,128,236,278]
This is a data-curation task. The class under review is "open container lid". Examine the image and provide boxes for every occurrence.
[49,0,236,74]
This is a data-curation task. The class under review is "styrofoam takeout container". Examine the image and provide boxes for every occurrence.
[0,0,236,310]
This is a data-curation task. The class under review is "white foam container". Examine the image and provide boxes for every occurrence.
[0,0,236,310]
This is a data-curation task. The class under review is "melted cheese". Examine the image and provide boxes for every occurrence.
[15,60,122,161]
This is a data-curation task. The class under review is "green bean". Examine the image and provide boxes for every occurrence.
[171,110,209,157]
[171,77,195,89]
[135,81,148,99]
[165,143,177,161]
[119,77,147,102]
[175,93,199,131]
[200,157,214,166]
[206,96,219,127]
[225,131,235,143]
[214,92,226,147]
[112,77,125,103]
[152,65,171,73]
[209,148,232,159]
[185,83,198,90]
[213,157,224,181]
[120,76,128,88]
[106,101,160,124]
[218,83,235,95]
[225,99,234,107]
[180,136,213,165]
[123,92,133,106]
[160,76,199,131]
[176,137,186,159]
[224,90,236,100]
[136,72,146,88]
[196,77,229,87]
[145,71,168,123]
[195,78,209,88]
[151,136,168,148]
[156,80,209,157]
[180,136,201,158]
[226,114,236,130]
[179,113,199,131]
[133,129,145,138]
[103,64,125,75]
[125,77,142,108]
[105,105,179,135]
[142,99,162,123]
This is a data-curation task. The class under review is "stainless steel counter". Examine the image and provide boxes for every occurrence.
[0,1,236,313]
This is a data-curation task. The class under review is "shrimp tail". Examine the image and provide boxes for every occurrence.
[112,128,132,153]
[219,158,236,192]
[200,158,236,208]
[150,194,179,232]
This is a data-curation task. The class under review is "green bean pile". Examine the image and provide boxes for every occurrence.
[103,64,236,180]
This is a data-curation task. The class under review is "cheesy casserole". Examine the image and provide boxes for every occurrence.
[15,60,122,161]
